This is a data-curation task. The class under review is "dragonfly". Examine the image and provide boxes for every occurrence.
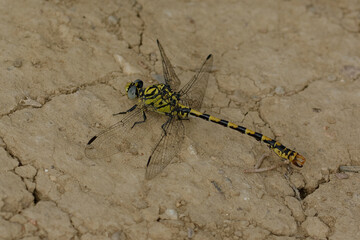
[85,40,306,179]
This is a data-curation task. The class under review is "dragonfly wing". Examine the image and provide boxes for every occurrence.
[179,54,213,110]
[145,117,185,180]
[85,107,147,159]
[157,40,181,91]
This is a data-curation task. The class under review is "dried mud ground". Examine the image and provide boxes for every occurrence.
[1,0,360,239]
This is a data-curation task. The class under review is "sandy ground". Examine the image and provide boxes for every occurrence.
[1,0,360,239]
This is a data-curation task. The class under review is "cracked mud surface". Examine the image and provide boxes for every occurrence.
[1,0,360,239]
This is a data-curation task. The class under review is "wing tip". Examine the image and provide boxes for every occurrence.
[146,156,152,167]
[207,54,213,59]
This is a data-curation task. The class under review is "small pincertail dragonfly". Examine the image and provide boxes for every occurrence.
[85,40,306,179]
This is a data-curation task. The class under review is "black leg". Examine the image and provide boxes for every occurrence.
[113,104,138,116]
[160,117,173,136]
[131,111,147,129]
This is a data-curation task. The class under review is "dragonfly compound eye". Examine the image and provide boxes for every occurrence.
[134,79,143,88]
[127,85,138,99]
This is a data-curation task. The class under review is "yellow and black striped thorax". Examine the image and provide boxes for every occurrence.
[140,84,181,115]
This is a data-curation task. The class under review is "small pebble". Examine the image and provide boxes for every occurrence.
[150,52,157,62]
[111,231,126,240]
[176,199,186,208]
[326,116,336,124]
[187,145,197,155]
[274,86,285,95]
[19,97,42,108]
[114,54,141,75]
[339,165,360,173]
[336,172,349,179]
[31,59,41,67]
[164,209,178,220]
[187,228,194,238]
[239,220,250,227]
[107,15,118,25]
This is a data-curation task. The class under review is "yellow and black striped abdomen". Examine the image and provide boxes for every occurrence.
[186,108,306,167]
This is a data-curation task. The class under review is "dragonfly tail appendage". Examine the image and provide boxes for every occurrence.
[292,154,306,168]
[268,140,306,167]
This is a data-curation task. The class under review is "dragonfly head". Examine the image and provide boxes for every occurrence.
[126,79,143,99]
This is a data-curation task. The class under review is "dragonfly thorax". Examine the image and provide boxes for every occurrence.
[141,83,181,115]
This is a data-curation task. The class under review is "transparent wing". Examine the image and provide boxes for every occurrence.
[145,117,185,180]
[85,107,147,159]
[157,39,181,91]
[178,54,213,110]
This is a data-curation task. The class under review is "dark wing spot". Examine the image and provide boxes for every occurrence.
[87,136,97,145]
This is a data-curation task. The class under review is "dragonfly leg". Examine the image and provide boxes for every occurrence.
[244,154,290,173]
[113,104,138,116]
[131,111,147,129]
[160,116,173,136]
[254,154,270,169]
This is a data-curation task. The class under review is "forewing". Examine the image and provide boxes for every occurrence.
[157,40,181,91]
[179,54,213,110]
[85,108,146,159]
[145,117,185,180]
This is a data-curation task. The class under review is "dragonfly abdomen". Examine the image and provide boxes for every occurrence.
[184,108,306,168]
